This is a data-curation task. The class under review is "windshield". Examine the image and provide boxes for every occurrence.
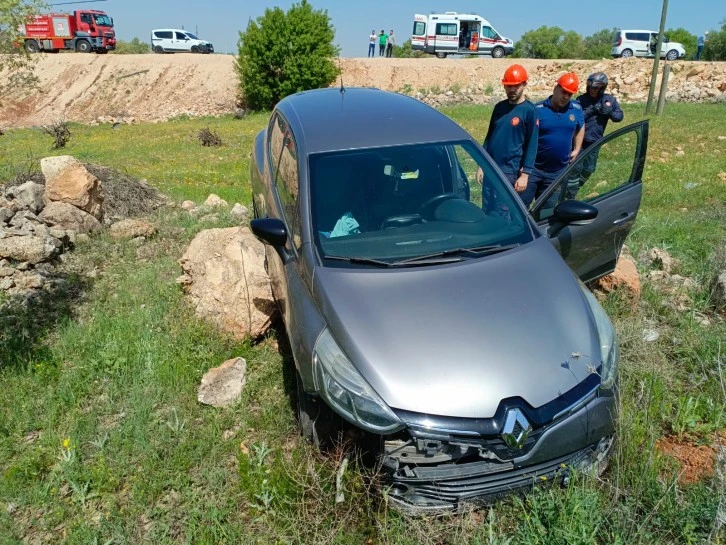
[309,141,534,266]
[93,14,113,27]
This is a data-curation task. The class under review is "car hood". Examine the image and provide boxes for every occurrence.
[313,238,602,419]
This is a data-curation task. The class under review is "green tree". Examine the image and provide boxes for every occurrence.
[113,37,150,54]
[237,0,339,111]
[392,39,425,58]
[703,20,726,60]
[513,26,566,58]
[664,27,697,59]
[0,0,46,101]
[583,28,618,59]
[560,30,585,59]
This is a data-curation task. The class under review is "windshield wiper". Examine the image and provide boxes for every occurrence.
[324,255,393,267]
[393,243,521,265]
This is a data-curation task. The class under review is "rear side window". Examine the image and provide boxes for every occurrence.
[154,31,172,39]
[625,32,650,41]
[413,21,426,36]
[436,23,457,36]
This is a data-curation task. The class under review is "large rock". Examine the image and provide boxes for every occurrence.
[0,235,60,264]
[593,255,641,305]
[39,201,102,234]
[41,156,104,219]
[197,357,247,407]
[6,182,45,214]
[109,219,157,239]
[178,227,275,339]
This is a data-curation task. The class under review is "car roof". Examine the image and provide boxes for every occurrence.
[620,29,657,33]
[276,87,473,155]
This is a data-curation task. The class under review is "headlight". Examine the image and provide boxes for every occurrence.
[581,287,619,390]
[313,329,403,434]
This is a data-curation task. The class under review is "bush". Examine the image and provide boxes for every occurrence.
[113,38,150,54]
[237,0,339,111]
[392,39,426,58]
[703,20,726,60]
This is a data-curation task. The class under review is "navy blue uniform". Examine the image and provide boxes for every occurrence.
[565,92,624,199]
[483,99,539,182]
[577,92,623,148]
[513,97,583,207]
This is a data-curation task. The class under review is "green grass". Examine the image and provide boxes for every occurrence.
[1,104,725,544]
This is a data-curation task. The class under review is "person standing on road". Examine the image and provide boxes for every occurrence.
[567,72,624,198]
[524,73,584,208]
[696,31,708,60]
[477,64,539,198]
[368,29,376,58]
[386,29,396,57]
[378,30,388,57]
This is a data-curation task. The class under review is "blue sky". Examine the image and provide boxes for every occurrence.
[58,0,721,55]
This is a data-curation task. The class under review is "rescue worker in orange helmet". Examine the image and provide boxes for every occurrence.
[523,72,585,207]
[477,64,539,197]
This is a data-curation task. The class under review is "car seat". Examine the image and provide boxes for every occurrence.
[311,155,368,235]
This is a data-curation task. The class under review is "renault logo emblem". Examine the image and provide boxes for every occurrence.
[501,408,532,450]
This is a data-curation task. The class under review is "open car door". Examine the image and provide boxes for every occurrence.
[529,120,648,282]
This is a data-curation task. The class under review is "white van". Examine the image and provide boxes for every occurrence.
[412,12,513,58]
[611,29,685,60]
[151,29,214,54]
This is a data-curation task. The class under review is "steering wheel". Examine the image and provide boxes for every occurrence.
[418,193,460,220]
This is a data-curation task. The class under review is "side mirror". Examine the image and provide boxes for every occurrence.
[552,200,598,225]
[250,218,292,263]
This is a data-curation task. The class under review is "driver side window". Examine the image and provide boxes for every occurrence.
[532,130,639,221]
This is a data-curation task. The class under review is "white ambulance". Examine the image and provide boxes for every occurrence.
[412,12,513,58]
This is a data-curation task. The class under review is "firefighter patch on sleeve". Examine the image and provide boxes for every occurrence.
[569,114,575,122]
[511,117,520,126]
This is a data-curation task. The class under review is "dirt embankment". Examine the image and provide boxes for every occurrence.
[1,54,725,128]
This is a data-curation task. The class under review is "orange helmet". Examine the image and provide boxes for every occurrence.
[557,72,579,94]
[502,64,528,86]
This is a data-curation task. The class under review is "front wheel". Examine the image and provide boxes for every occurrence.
[665,49,679,61]
[191,45,199,53]
[24,40,39,53]
[435,52,447,59]
[76,39,91,53]
[295,372,340,449]
[491,46,505,58]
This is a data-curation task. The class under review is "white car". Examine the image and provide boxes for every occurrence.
[151,29,214,54]
[611,29,685,60]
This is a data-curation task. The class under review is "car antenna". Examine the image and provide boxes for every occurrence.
[337,56,345,95]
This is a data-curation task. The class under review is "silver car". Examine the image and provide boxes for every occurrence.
[250,88,647,513]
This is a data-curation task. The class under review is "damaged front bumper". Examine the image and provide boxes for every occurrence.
[381,393,616,513]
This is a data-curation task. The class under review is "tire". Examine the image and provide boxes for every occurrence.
[665,49,678,61]
[24,40,39,54]
[76,39,91,53]
[435,52,447,59]
[191,45,199,53]
[153,45,165,54]
[295,372,339,448]
[620,48,633,58]
[491,46,505,58]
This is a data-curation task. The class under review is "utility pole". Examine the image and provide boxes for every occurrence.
[646,0,669,114]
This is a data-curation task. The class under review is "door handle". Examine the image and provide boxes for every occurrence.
[612,212,636,225]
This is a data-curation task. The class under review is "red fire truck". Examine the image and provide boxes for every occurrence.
[21,9,116,54]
